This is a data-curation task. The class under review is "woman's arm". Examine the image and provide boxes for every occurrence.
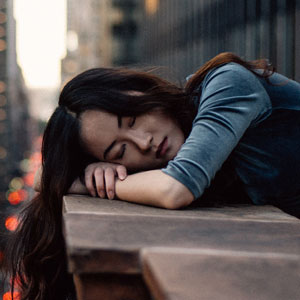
[115,170,194,209]
[162,63,271,199]
[70,166,194,209]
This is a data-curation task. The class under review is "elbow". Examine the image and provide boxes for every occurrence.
[163,197,192,210]
[160,181,194,210]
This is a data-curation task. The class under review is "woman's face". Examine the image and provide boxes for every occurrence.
[80,109,185,171]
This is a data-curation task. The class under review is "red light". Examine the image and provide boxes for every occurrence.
[5,216,19,231]
[9,275,22,289]
[18,189,28,201]
[30,152,42,164]
[23,172,35,187]
[7,189,28,205]
[8,191,21,205]
[34,136,42,148]
[3,292,20,300]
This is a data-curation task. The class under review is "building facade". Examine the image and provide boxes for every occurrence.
[140,0,300,83]
[61,0,115,84]
[0,0,31,254]
[61,0,142,84]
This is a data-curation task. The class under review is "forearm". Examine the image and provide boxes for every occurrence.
[115,170,194,209]
[68,168,194,209]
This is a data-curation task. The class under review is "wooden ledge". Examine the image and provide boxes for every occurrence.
[62,195,300,300]
[63,195,298,222]
[63,195,300,274]
[142,248,300,300]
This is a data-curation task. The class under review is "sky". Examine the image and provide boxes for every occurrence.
[14,0,67,88]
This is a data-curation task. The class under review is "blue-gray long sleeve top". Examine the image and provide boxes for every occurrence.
[162,63,300,216]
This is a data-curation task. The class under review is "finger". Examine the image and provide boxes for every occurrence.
[94,168,105,198]
[85,167,96,197]
[104,168,116,200]
[116,165,127,180]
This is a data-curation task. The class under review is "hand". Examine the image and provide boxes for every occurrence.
[84,162,127,199]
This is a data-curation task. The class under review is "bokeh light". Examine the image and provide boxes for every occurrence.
[0,146,7,159]
[0,108,6,120]
[0,94,6,106]
[23,173,35,187]
[3,292,21,300]
[0,39,6,51]
[0,81,6,93]
[9,177,24,190]
[0,25,5,37]
[5,215,19,231]
[7,189,28,205]
[19,158,29,173]
[0,11,6,24]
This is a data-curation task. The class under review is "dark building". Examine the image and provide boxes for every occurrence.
[140,0,300,83]
[61,0,143,85]
[0,0,31,257]
[111,0,141,65]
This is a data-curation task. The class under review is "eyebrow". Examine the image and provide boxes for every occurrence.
[103,115,122,160]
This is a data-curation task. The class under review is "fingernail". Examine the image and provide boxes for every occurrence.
[108,191,114,199]
[119,174,125,180]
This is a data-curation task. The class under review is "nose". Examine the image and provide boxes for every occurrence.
[128,130,153,151]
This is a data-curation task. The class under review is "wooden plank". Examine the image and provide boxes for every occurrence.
[142,248,300,300]
[73,273,151,300]
[63,196,298,222]
[63,197,300,274]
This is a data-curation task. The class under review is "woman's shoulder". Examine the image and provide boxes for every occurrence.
[198,62,269,101]
[203,62,258,86]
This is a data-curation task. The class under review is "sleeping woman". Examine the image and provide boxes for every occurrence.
[4,52,300,300]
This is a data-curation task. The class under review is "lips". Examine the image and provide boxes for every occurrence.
[156,137,168,158]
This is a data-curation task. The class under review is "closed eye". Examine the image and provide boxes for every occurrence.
[117,144,126,160]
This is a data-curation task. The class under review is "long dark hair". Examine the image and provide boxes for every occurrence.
[4,52,274,300]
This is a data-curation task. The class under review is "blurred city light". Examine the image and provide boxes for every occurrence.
[0,39,6,51]
[0,146,6,159]
[0,81,5,92]
[3,291,21,300]
[4,216,19,232]
[0,108,6,120]
[0,11,6,24]
[23,173,35,187]
[0,26,4,37]
[7,189,28,205]
[0,95,6,106]
[145,0,159,15]
[9,177,24,190]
